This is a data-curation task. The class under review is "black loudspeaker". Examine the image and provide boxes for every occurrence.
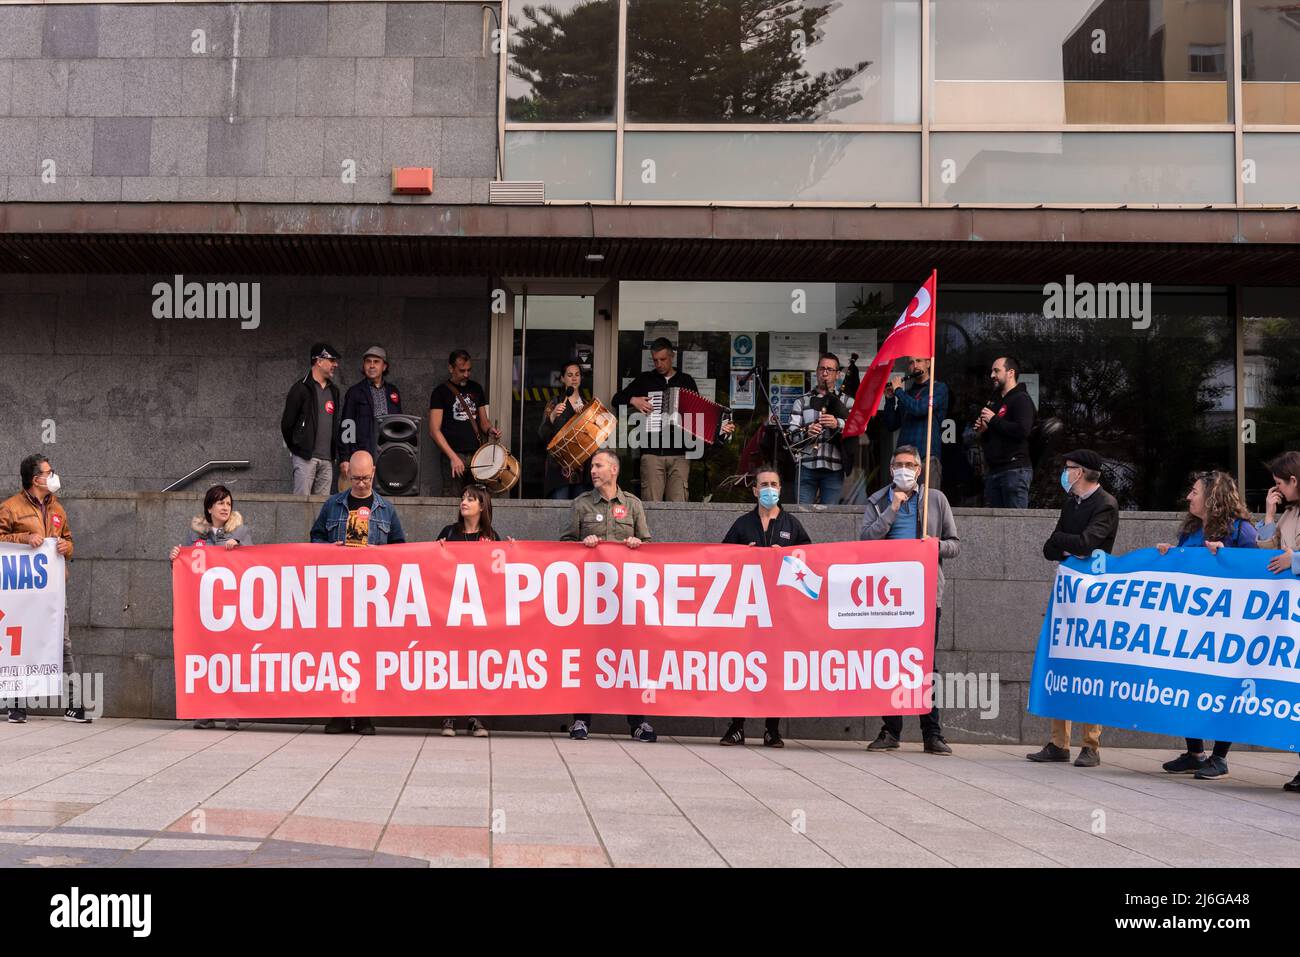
[375,414,421,496]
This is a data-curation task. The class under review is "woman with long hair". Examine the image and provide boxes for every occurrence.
[1155,470,1257,780]
[435,485,505,737]
[537,361,591,500]
[1256,451,1300,794]
[169,484,252,730]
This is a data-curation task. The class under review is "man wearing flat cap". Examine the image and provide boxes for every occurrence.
[339,345,404,482]
[1028,449,1119,768]
[281,342,343,495]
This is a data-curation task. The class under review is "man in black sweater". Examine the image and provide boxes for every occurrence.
[1028,448,1119,769]
[612,337,699,502]
[719,465,811,748]
[974,355,1037,508]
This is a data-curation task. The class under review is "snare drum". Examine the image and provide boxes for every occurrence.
[469,442,520,494]
[547,398,616,475]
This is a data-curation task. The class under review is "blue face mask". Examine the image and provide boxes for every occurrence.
[758,487,780,508]
[1061,469,1074,494]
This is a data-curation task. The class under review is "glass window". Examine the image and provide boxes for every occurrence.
[1244,134,1300,204]
[506,0,618,122]
[513,295,598,500]
[932,0,1233,124]
[1242,0,1300,124]
[623,132,920,202]
[1242,287,1300,505]
[612,281,916,503]
[625,0,921,123]
[929,132,1234,204]
[504,131,616,200]
[937,285,1235,510]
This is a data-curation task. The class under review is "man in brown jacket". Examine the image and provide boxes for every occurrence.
[0,454,88,723]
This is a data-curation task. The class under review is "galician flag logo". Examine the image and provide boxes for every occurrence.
[777,555,823,600]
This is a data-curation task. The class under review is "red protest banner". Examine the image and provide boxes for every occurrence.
[171,538,938,719]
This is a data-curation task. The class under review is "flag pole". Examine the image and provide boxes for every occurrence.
[921,271,937,540]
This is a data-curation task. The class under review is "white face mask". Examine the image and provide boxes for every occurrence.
[44,473,61,495]
[892,467,917,492]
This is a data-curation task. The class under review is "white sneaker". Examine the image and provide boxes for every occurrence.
[441,718,456,737]
[468,717,489,738]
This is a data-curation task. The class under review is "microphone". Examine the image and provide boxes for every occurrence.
[738,366,758,386]
[565,386,576,398]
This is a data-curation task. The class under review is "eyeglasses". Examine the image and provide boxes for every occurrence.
[351,474,375,483]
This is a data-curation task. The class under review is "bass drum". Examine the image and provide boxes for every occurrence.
[468,442,520,495]
[547,398,616,475]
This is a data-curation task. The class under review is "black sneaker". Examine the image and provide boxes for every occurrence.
[569,719,589,740]
[193,719,216,729]
[763,729,785,749]
[63,708,92,724]
[7,708,26,724]
[1026,743,1070,763]
[323,717,351,734]
[1162,752,1207,774]
[353,718,376,736]
[923,735,952,755]
[1193,755,1228,780]
[631,721,657,743]
[867,729,900,752]
[1074,747,1100,768]
[1284,772,1300,793]
[719,721,745,746]
[467,717,489,738]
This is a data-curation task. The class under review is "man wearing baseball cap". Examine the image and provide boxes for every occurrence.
[280,342,342,495]
[339,346,403,480]
[1028,448,1119,768]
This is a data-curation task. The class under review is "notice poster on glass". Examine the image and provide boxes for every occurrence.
[696,378,717,403]
[730,371,756,410]
[644,320,678,347]
[681,350,709,381]
[770,371,806,425]
[730,333,756,370]
[769,333,819,371]
[827,330,876,366]
[1019,373,1040,410]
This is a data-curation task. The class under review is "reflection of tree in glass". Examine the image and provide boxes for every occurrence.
[1245,316,1300,498]
[625,0,870,122]
[508,2,619,122]
[951,310,1234,510]
[937,301,1233,510]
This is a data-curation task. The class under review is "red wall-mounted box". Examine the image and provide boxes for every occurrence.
[391,167,434,195]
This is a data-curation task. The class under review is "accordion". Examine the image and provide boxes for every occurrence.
[650,387,730,445]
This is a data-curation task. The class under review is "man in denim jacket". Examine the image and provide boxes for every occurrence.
[309,451,406,734]
[309,451,408,547]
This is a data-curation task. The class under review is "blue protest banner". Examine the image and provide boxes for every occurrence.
[1029,546,1300,752]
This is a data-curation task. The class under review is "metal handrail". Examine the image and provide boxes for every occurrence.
[162,461,251,493]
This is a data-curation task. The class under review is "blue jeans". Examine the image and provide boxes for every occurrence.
[798,467,844,505]
[984,466,1032,509]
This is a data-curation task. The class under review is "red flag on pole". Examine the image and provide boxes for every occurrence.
[842,271,937,438]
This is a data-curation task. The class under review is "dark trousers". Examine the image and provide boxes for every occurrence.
[984,465,1032,509]
[1187,738,1232,758]
[439,452,474,497]
[733,717,781,733]
[881,608,942,739]
[574,714,643,729]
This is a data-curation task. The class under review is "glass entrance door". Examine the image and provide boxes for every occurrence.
[513,292,598,499]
